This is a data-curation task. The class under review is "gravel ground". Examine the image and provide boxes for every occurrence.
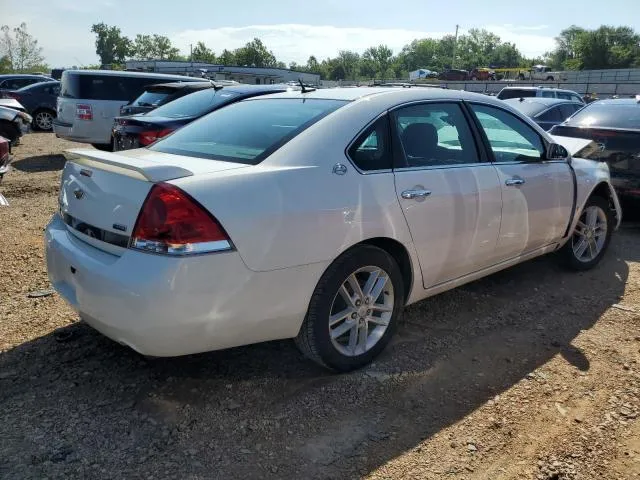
[1,132,639,480]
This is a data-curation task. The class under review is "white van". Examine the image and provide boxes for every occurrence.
[53,70,202,150]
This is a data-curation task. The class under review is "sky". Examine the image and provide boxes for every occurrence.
[1,0,639,68]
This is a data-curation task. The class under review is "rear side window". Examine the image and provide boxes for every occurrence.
[559,104,579,119]
[497,89,537,100]
[60,72,196,101]
[537,106,562,122]
[392,102,479,168]
[541,90,555,98]
[348,116,392,171]
[556,92,572,100]
[567,102,640,129]
[148,88,234,119]
[150,98,347,164]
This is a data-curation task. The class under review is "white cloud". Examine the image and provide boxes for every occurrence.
[171,24,450,64]
[171,24,556,66]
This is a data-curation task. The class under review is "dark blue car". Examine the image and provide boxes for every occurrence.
[112,83,295,151]
[4,80,60,131]
[503,97,584,131]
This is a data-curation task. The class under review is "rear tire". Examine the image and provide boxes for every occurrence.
[33,109,55,131]
[295,245,404,372]
[559,196,613,271]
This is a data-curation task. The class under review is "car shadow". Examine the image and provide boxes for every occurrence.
[11,154,66,173]
[0,232,634,479]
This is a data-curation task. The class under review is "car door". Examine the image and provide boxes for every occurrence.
[468,103,574,260]
[391,101,503,288]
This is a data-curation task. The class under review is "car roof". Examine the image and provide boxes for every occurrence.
[499,86,576,93]
[224,84,296,95]
[19,80,60,90]
[63,69,200,81]
[254,86,505,104]
[145,81,213,90]
[504,97,574,107]
[0,74,53,79]
[590,97,640,106]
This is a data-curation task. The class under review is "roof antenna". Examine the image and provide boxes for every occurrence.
[298,78,307,93]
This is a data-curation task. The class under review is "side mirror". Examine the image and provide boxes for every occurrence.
[546,143,569,161]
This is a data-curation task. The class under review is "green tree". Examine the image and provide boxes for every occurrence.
[0,23,45,72]
[337,50,360,80]
[152,35,180,60]
[0,55,11,73]
[218,49,235,65]
[234,38,276,67]
[364,45,393,78]
[131,34,154,60]
[192,41,216,63]
[90,23,131,65]
[306,55,321,74]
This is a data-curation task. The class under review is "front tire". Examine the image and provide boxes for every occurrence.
[560,196,613,270]
[295,245,404,372]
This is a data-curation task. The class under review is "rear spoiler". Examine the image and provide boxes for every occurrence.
[64,149,194,182]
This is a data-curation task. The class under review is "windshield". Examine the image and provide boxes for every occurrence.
[150,98,348,164]
[148,88,234,118]
[566,102,640,130]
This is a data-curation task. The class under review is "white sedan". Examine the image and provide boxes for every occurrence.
[45,87,621,372]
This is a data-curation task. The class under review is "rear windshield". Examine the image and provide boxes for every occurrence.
[497,89,537,100]
[147,88,233,119]
[60,72,197,101]
[566,102,640,130]
[507,100,547,117]
[150,98,347,164]
[131,89,173,107]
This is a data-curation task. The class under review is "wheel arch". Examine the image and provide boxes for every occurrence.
[587,181,621,228]
[353,237,414,304]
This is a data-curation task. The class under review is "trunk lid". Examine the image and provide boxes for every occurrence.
[60,148,249,253]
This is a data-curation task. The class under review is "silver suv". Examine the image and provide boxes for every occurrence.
[497,86,585,104]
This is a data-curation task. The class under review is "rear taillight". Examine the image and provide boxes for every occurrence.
[0,138,9,160]
[76,104,92,121]
[139,128,174,146]
[130,183,232,255]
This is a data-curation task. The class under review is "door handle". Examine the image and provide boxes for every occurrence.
[505,178,525,186]
[401,189,432,200]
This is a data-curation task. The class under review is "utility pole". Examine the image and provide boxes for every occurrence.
[190,44,193,75]
[451,24,459,69]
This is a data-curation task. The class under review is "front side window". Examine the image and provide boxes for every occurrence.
[541,90,555,98]
[348,116,392,171]
[559,104,578,119]
[570,94,583,103]
[150,98,347,165]
[392,102,479,168]
[470,104,544,163]
[556,92,572,100]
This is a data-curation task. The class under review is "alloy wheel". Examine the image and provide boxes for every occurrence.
[328,266,394,357]
[572,205,607,262]
[35,111,53,130]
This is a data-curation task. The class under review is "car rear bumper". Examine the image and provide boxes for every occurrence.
[53,119,106,144]
[45,214,322,356]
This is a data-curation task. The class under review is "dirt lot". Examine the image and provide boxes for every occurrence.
[1,132,639,480]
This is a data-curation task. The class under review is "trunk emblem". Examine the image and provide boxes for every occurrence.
[73,188,84,199]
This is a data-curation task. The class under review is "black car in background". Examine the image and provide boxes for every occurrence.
[3,81,60,130]
[550,98,640,206]
[112,84,293,151]
[119,81,215,116]
[0,74,54,96]
[504,97,584,131]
